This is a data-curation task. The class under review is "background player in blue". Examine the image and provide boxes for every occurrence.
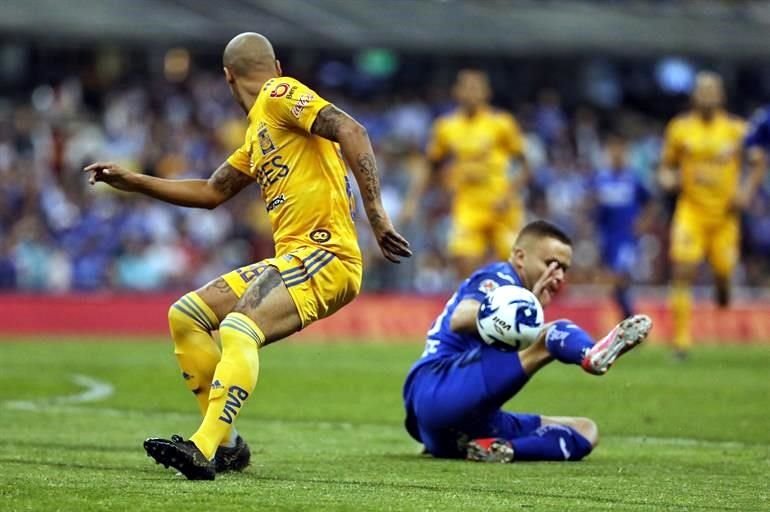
[742,107,770,211]
[402,220,652,462]
[590,133,653,320]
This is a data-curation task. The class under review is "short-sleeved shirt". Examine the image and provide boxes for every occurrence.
[407,261,524,376]
[227,76,360,261]
[660,111,745,220]
[592,168,650,243]
[427,108,524,209]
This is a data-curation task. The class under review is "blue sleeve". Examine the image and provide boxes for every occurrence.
[745,109,770,149]
[462,270,518,303]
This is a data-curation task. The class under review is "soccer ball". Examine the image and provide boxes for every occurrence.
[476,285,545,351]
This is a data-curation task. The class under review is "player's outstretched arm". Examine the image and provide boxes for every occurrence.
[311,104,412,263]
[83,161,252,209]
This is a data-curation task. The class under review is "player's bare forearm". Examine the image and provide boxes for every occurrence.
[450,299,481,334]
[312,104,412,262]
[311,105,388,225]
[126,174,220,208]
[84,161,252,209]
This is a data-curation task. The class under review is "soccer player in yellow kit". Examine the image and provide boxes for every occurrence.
[658,72,747,359]
[401,69,528,279]
[84,33,411,480]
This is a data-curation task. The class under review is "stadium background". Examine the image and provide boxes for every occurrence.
[1,0,770,341]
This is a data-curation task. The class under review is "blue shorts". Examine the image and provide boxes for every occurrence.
[601,239,637,274]
[403,344,541,458]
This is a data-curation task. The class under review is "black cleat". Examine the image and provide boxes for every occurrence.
[144,435,215,480]
[715,284,730,309]
[215,435,251,473]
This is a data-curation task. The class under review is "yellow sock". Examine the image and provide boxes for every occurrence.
[190,313,263,460]
[671,284,693,350]
[169,293,222,416]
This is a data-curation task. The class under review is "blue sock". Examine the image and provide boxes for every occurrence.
[511,424,593,461]
[545,320,595,365]
[614,285,634,319]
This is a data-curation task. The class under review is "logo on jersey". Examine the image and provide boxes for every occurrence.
[286,86,298,100]
[257,125,276,156]
[310,229,331,243]
[478,279,499,295]
[266,194,286,212]
[270,83,290,97]
[255,155,290,188]
[291,94,314,118]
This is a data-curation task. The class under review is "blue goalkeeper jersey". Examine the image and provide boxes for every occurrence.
[745,106,770,150]
[408,261,523,374]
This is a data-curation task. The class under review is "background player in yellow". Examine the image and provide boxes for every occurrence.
[658,71,752,359]
[401,69,529,279]
[84,32,411,480]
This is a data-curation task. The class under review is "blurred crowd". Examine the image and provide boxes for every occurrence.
[1,66,769,294]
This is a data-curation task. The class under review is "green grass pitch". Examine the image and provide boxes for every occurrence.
[0,338,768,511]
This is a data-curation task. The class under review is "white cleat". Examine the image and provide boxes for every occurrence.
[581,314,652,375]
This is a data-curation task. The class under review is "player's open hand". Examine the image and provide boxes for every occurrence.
[532,261,562,307]
[657,167,679,193]
[83,162,136,192]
[729,189,751,213]
[371,216,412,263]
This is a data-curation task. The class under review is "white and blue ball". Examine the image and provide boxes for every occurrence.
[476,285,545,351]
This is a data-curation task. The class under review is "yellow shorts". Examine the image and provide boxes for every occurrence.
[670,203,739,277]
[221,246,362,328]
[448,203,524,260]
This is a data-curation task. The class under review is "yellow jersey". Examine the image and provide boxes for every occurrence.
[661,110,746,219]
[227,77,361,261]
[426,107,524,207]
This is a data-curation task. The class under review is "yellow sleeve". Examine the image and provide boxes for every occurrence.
[661,119,682,168]
[426,120,449,162]
[500,113,524,156]
[734,117,748,140]
[262,78,331,134]
[226,124,252,173]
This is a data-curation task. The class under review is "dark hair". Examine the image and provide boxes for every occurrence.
[515,220,572,246]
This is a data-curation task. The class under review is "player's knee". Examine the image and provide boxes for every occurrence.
[559,421,596,460]
[572,417,599,447]
[168,294,215,336]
